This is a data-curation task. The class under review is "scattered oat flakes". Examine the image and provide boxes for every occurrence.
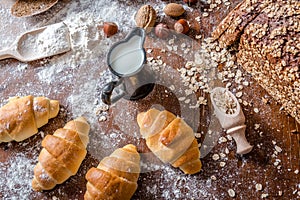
[195,133,201,138]
[275,145,282,153]
[184,99,191,104]
[236,91,243,98]
[254,108,259,113]
[254,124,260,130]
[243,101,248,106]
[294,169,299,174]
[242,81,249,86]
[195,34,202,39]
[262,97,269,104]
[212,154,220,161]
[228,189,236,197]
[225,147,230,154]
[198,96,207,105]
[203,12,209,17]
[219,136,227,143]
[98,115,107,122]
[40,131,45,138]
[178,97,186,101]
[226,82,232,88]
[226,135,233,141]
[211,175,217,181]
[220,161,226,167]
[219,153,226,158]
[261,193,268,198]
[169,85,175,91]
[255,183,263,191]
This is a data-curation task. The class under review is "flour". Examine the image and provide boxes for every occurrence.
[0,134,42,200]
[19,22,71,60]
[0,153,36,199]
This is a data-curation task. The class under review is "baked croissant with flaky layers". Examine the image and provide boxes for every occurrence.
[32,117,90,191]
[137,108,202,174]
[0,95,59,143]
[84,144,140,200]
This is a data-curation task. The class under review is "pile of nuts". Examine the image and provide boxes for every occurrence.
[102,2,195,39]
[135,2,193,39]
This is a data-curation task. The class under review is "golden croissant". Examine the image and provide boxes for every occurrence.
[0,95,59,143]
[137,108,202,174]
[32,117,90,191]
[84,144,140,200]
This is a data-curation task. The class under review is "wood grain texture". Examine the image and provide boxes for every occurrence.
[0,0,299,199]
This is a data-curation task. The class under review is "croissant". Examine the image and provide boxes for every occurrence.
[32,117,90,191]
[0,95,59,143]
[137,108,202,174]
[84,144,140,200]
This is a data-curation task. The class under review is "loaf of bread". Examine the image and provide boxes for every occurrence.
[0,95,59,143]
[137,108,202,174]
[32,117,90,191]
[212,0,300,124]
[84,144,140,200]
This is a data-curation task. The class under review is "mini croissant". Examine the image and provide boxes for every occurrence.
[0,95,59,143]
[32,117,90,191]
[84,144,140,200]
[137,108,202,174]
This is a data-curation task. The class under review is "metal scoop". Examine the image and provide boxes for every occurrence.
[0,22,71,62]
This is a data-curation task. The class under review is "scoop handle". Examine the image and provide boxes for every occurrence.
[227,125,253,154]
[0,48,14,61]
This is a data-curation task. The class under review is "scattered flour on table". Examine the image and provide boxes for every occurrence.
[0,137,42,200]
[0,153,36,199]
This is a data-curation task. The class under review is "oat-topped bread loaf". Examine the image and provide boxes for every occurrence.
[212,0,300,124]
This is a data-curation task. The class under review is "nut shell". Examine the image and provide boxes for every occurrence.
[163,3,185,17]
[135,5,157,33]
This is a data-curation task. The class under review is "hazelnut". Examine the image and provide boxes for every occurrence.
[183,0,198,4]
[103,22,118,37]
[155,23,170,39]
[174,19,189,34]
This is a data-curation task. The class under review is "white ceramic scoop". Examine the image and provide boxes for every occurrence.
[0,22,71,62]
[210,87,253,154]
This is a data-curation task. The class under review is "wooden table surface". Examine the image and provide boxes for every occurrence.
[0,0,299,199]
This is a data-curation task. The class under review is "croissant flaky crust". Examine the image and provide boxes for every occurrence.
[137,108,202,174]
[32,117,90,191]
[0,95,59,143]
[84,144,140,200]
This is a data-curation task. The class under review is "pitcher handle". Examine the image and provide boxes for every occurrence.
[101,80,126,105]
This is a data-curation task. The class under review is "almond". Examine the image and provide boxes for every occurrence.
[135,5,156,33]
[163,3,185,17]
